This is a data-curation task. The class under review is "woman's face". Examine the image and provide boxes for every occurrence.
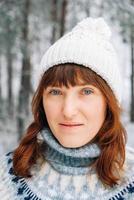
[43,84,107,148]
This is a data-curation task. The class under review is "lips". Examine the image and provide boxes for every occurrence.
[59,123,83,127]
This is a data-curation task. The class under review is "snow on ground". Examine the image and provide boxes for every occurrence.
[126,122,134,148]
[0,119,18,156]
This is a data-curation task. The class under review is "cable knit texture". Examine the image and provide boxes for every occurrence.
[0,128,134,200]
[40,17,123,105]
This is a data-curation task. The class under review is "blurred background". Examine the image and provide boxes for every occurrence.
[0,0,134,155]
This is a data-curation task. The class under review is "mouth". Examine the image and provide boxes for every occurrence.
[59,123,84,127]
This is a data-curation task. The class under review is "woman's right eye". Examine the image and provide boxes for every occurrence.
[49,89,62,95]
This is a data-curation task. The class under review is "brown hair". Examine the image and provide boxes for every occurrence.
[13,63,127,187]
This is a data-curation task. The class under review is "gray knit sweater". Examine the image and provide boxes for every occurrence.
[0,128,134,200]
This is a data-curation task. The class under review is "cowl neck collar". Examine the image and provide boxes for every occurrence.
[38,128,101,175]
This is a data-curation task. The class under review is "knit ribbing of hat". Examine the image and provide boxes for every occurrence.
[39,128,101,175]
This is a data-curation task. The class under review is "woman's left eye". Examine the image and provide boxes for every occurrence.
[82,89,93,95]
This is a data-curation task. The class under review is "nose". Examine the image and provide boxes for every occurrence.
[62,96,78,120]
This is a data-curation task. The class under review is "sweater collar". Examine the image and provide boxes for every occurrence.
[38,128,101,175]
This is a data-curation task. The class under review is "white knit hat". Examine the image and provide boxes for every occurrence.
[40,17,122,105]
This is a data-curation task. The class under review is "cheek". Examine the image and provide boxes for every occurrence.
[85,98,106,121]
[43,99,61,120]
[99,99,107,118]
[96,105,106,129]
[84,100,106,137]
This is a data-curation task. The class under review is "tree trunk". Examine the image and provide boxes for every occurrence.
[6,43,14,117]
[85,0,91,17]
[0,57,1,101]
[4,2,14,117]
[51,0,58,44]
[0,57,2,119]
[17,0,31,140]
[130,0,134,122]
[60,0,67,37]
[98,0,104,17]
[130,28,134,121]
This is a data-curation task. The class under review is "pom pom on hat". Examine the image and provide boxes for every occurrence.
[40,17,123,105]
[72,17,111,40]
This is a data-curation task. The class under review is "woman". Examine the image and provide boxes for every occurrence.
[0,17,134,200]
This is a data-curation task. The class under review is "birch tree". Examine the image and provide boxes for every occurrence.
[17,0,32,139]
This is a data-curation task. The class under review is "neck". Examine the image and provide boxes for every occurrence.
[38,128,101,175]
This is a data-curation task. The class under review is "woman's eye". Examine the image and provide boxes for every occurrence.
[49,89,61,95]
[82,89,93,95]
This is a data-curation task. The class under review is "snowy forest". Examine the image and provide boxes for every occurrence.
[0,0,134,155]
